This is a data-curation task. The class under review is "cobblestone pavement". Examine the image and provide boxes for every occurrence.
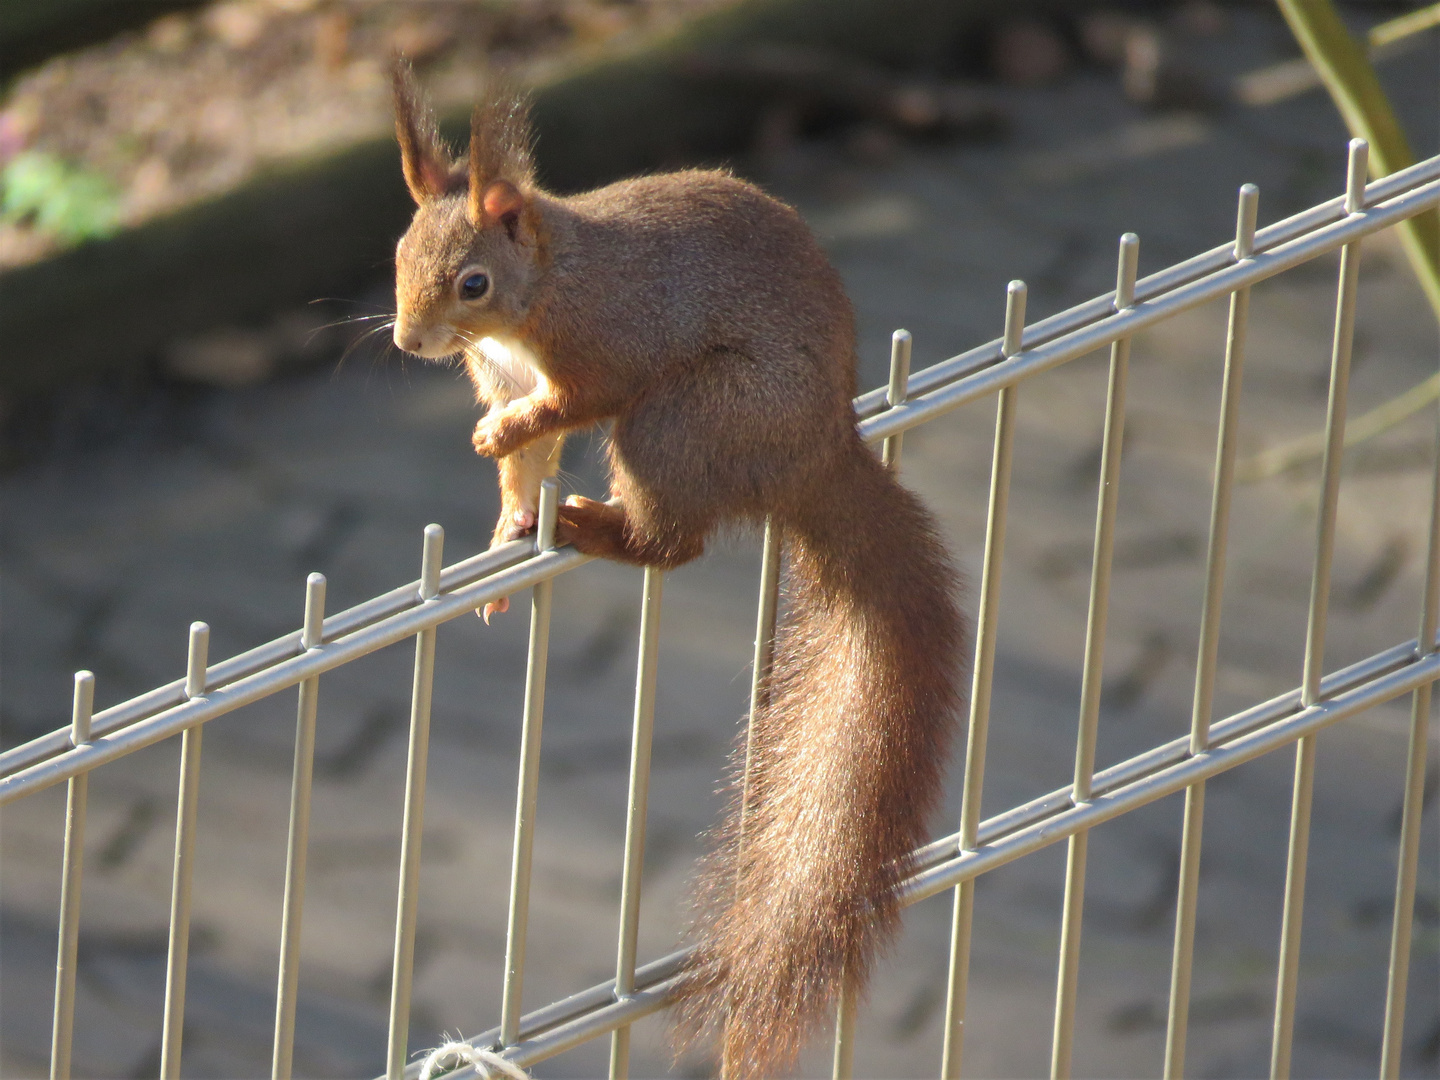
[3,11,1437,1078]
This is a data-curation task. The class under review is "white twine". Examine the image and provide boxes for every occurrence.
[416,1037,530,1080]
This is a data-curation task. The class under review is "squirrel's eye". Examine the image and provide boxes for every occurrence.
[459,272,489,300]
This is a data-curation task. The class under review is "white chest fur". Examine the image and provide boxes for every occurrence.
[473,335,543,403]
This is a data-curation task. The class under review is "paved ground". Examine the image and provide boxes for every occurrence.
[3,7,1437,1078]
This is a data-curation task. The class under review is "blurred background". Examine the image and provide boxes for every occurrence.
[1,1,1437,1076]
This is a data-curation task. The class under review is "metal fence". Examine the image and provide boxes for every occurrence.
[3,136,1438,1080]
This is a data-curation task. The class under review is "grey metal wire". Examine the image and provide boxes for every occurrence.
[1380,417,1440,1078]
[387,525,445,1079]
[1163,182,1260,1080]
[501,480,560,1048]
[1271,139,1369,1080]
[272,573,327,1080]
[609,566,665,1080]
[1051,234,1138,1080]
[49,672,94,1080]
[941,281,1026,1080]
[159,622,210,1079]
[738,515,781,852]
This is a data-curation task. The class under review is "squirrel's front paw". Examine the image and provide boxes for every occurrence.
[471,416,503,457]
[472,413,524,458]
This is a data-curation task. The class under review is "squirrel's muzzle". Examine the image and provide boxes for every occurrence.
[393,321,449,359]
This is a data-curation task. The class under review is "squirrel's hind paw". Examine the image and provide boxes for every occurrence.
[481,509,541,621]
[492,508,537,546]
[555,497,631,560]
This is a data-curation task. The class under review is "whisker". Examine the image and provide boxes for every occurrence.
[309,297,391,309]
[366,346,400,391]
[333,319,399,375]
[310,313,396,349]
[318,312,398,330]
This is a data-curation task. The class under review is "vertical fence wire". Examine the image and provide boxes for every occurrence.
[49,671,94,1080]
[387,525,445,1080]
[829,329,917,1079]
[501,481,560,1047]
[940,281,1027,1079]
[882,330,913,470]
[271,573,327,1080]
[738,518,783,852]
[161,621,210,1079]
[609,566,665,1080]
[1379,414,1440,1077]
[1051,236,1140,1080]
[729,514,783,1079]
[1271,139,1368,1080]
[832,981,859,1080]
[1164,184,1260,1079]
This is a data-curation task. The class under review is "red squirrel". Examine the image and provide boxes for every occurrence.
[389,64,967,1078]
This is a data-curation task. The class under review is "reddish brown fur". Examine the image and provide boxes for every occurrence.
[391,69,968,1077]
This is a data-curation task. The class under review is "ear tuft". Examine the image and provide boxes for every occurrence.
[392,58,454,204]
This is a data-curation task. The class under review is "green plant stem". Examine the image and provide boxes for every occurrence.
[1274,0,1440,321]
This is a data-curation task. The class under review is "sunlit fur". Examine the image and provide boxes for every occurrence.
[391,66,969,1077]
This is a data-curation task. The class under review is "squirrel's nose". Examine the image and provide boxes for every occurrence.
[394,325,424,354]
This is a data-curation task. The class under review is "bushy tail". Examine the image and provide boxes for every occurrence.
[676,441,968,1078]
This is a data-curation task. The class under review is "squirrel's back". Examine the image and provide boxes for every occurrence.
[540,171,856,396]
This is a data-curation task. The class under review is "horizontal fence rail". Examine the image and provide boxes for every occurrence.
[5,140,1438,1080]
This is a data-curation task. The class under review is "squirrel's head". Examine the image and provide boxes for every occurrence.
[391,62,542,359]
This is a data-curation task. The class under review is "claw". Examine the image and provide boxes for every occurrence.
[481,596,510,623]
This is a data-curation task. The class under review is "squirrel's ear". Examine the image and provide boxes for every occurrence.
[472,179,526,231]
[392,59,452,203]
[466,106,525,228]
[465,91,536,228]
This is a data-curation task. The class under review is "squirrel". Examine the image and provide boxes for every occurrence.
[389,63,967,1078]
